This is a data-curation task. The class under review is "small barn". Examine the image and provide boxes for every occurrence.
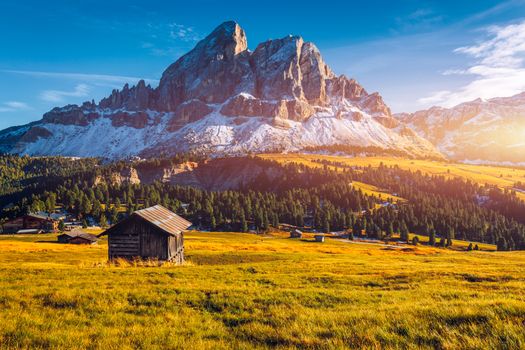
[58,229,98,245]
[69,234,98,245]
[290,229,303,238]
[2,213,58,233]
[99,205,191,263]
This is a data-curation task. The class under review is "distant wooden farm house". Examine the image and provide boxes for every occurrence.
[58,229,98,245]
[1,213,58,233]
[99,205,191,263]
[290,229,303,238]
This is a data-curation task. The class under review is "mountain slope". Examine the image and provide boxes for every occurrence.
[396,92,525,164]
[0,21,441,159]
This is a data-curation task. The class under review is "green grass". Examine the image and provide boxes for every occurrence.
[0,231,524,349]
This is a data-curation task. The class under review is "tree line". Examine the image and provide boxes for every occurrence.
[1,155,525,250]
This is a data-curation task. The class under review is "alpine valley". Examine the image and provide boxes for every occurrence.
[0,21,441,160]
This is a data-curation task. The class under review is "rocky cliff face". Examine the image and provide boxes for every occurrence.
[396,92,525,164]
[0,21,440,159]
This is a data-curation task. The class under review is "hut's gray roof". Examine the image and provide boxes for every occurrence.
[72,233,99,242]
[59,229,98,242]
[99,205,192,237]
[133,205,192,236]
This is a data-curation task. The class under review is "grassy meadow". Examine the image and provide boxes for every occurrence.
[0,231,524,349]
[260,154,525,201]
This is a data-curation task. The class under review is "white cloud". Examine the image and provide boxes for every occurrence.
[2,70,158,86]
[395,8,444,32]
[0,101,32,113]
[417,91,453,105]
[40,84,90,103]
[419,20,525,107]
[141,22,201,57]
[168,23,200,42]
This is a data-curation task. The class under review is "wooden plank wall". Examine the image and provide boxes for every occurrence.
[108,216,184,263]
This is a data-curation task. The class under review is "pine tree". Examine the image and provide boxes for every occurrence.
[210,215,216,231]
[323,217,330,233]
[240,212,248,232]
[399,221,409,242]
[446,227,454,247]
[387,222,394,237]
[263,211,270,232]
[109,206,119,225]
[99,214,108,228]
[352,221,362,237]
[429,229,436,246]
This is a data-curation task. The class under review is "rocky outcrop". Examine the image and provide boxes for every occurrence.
[99,80,157,111]
[220,94,287,119]
[251,36,334,104]
[328,76,368,101]
[361,93,392,116]
[373,116,400,129]
[108,111,149,129]
[157,21,252,110]
[18,126,52,142]
[43,105,100,126]
[167,100,213,131]
[284,100,316,121]
[220,94,315,122]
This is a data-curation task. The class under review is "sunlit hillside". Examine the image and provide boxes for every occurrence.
[260,154,525,201]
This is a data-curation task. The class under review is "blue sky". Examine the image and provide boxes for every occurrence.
[1,0,525,129]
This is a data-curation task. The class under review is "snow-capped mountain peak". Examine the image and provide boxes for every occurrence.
[0,21,441,159]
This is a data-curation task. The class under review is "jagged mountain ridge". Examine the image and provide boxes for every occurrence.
[396,92,525,164]
[0,21,440,159]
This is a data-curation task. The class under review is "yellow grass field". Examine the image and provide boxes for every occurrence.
[407,233,496,251]
[260,153,525,201]
[351,181,405,203]
[0,231,523,349]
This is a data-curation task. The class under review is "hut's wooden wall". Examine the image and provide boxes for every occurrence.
[168,234,184,264]
[139,223,168,260]
[108,216,184,262]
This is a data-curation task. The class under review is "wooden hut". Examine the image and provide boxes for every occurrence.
[290,229,303,238]
[99,205,191,263]
[1,213,58,233]
[69,233,98,245]
[58,228,98,245]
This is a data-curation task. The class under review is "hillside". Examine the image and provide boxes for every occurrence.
[0,231,523,349]
[0,21,440,160]
[260,153,525,201]
[396,92,525,164]
[2,154,525,250]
